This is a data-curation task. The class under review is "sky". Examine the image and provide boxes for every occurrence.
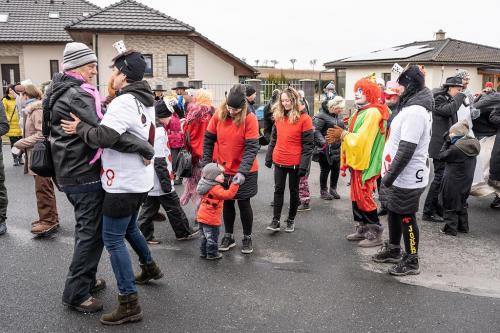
[90,0,500,70]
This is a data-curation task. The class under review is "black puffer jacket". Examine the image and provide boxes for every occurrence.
[473,92,500,139]
[489,107,500,181]
[429,90,466,159]
[313,109,345,164]
[47,74,153,190]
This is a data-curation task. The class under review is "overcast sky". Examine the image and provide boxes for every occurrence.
[90,0,500,70]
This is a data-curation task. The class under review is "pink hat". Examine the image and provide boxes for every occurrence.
[485,82,494,88]
[384,81,401,96]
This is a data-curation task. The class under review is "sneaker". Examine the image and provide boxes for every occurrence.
[0,222,6,235]
[285,219,295,233]
[63,296,103,313]
[219,236,236,252]
[266,219,280,231]
[372,241,402,263]
[176,229,200,241]
[206,253,223,260]
[241,236,253,254]
[320,189,334,200]
[297,203,311,212]
[422,214,444,223]
[329,188,340,199]
[147,238,161,245]
[490,195,500,209]
[388,254,420,276]
[440,226,457,236]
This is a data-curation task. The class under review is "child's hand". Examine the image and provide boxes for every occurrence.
[232,173,245,185]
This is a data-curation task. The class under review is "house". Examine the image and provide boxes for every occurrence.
[324,30,500,100]
[0,0,257,96]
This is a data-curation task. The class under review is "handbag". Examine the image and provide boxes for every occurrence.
[30,99,55,177]
[174,129,193,178]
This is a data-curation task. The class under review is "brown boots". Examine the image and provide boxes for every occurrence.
[100,293,142,325]
[346,223,368,241]
[135,261,164,285]
[346,223,384,247]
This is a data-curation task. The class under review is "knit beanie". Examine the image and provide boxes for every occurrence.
[62,42,97,71]
[245,85,256,97]
[112,50,146,82]
[397,65,425,89]
[455,69,470,80]
[155,100,173,118]
[450,120,469,137]
[201,163,222,181]
[226,84,246,109]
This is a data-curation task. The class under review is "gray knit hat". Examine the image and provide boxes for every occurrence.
[62,42,97,71]
[201,163,223,181]
[450,119,469,137]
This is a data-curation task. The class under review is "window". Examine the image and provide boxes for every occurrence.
[0,13,9,22]
[167,55,188,77]
[335,69,346,98]
[49,60,59,79]
[143,54,153,77]
[48,11,60,19]
[382,73,391,83]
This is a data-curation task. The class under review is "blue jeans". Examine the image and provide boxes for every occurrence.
[199,223,220,257]
[102,211,152,295]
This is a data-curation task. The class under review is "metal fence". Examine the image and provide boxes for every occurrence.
[202,82,235,108]
[258,80,302,104]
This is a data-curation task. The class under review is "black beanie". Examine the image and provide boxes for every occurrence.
[112,50,146,82]
[227,84,246,109]
[245,85,256,97]
[397,65,425,89]
[155,100,173,118]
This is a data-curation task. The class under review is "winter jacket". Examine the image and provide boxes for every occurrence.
[429,90,466,159]
[2,97,22,137]
[166,113,184,149]
[48,74,154,191]
[0,102,9,143]
[262,99,276,145]
[13,100,43,175]
[489,107,500,181]
[438,136,480,210]
[184,106,214,163]
[196,183,239,226]
[247,100,256,114]
[473,92,500,139]
[313,109,345,164]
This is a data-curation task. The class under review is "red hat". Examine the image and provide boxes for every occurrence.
[485,82,494,88]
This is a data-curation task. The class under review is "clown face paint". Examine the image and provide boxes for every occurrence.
[354,88,367,106]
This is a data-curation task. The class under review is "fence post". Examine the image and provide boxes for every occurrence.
[245,79,262,106]
[300,79,315,114]
[188,80,203,89]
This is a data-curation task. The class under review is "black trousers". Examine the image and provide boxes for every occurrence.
[423,159,445,217]
[273,166,300,221]
[0,151,7,222]
[223,199,253,236]
[63,190,105,306]
[443,207,469,233]
[318,154,340,190]
[388,210,419,255]
[138,192,192,240]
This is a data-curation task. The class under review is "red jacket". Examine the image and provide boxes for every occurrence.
[196,183,239,226]
[166,114,184,149]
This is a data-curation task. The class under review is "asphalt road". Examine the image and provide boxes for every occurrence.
[0,148,499,333]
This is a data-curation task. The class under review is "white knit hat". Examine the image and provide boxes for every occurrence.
[62,42,97,71]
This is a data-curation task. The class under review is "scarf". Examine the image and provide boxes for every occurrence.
[196,177,221,195]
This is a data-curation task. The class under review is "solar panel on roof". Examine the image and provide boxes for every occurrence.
[342,45,434,62]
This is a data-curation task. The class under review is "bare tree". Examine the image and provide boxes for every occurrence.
[310,59,317,71]
[254,59,260,67]
[263,59,269,67]
[270,59,278,68]
[290,58,297,70]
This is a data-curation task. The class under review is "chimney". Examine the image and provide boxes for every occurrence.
[435,29,446,40]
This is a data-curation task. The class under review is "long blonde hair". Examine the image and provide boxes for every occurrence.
[218,100,248,126]
[272,87,301,124]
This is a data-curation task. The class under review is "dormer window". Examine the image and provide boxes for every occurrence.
[48,11,60,19]
[0,13,9,22]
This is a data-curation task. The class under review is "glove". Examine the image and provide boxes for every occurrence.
[265,160,272,168]
[381,173,395,188]
[297,168,307,177]
[232,172,246,185]
[325,126,344,144]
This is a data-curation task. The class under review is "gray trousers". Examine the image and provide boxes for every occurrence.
[62,190,105,305]
[0,152,7,223]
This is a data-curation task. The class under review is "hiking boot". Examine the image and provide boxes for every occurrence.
[266,219,280,231]
[372,241,402,263]
[241,236,253,254]
[285,219,295,233]
[0,222,6,236]
[91,278,106,294]
[320,189,334,200]
[297,203,311,212]
[329,188,340,199]
[422,214,444,223]
[135,261,164,285]
[100,293,143,325]
[359,224,384,247]
[388,254,420,276]
[206,253,223,260]
[152,212,166,222]
[490,195,500,209]
[63,296,103,313]
[219,236,236,252]
[31,222,59,235]
[346,224,367,241]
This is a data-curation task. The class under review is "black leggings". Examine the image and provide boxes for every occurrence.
[318,154,340,190]
[388,210,419,255]
[273,166,300,221]
[223,199,253,236]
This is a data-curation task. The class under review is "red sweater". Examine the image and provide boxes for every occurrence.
[196,183,239,226]
[272,112,313,166]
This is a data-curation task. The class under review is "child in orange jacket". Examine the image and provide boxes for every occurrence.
[196,163,243,260]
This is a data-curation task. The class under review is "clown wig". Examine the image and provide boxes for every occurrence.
[353,78,389,134]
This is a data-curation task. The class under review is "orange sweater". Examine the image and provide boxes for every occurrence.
[196,183,239,226]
